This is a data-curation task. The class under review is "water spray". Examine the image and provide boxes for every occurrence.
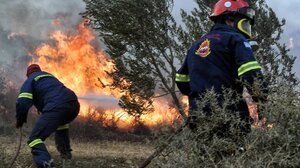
[78,95,121,110]
[78,95,119,103]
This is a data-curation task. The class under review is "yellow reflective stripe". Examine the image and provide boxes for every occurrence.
[57,124,69,130]
[28,139,43,148]
[34,74,54,81]
[175,73,190,82]
[238,61,261,76]
[18,92,33,99]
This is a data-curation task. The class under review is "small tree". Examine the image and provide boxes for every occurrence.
[82,0,187,120]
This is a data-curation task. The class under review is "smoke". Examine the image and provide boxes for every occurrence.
[0,0,85,39]
[0,0,85,83]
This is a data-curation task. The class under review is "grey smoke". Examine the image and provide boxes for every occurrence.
[0,0,86,84]
[0,0,85,40]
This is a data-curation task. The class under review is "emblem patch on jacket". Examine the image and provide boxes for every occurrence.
[195,39,211,57]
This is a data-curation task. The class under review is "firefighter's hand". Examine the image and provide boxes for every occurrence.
[16,120,24,128]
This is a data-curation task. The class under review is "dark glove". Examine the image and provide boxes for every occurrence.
[187,115,198,131]
[16,120,24,128]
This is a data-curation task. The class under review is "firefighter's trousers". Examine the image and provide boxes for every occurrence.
[27,100,80,167]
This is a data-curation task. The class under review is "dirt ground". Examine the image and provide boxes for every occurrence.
[0,136,155,168]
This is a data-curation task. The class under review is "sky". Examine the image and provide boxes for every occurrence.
[0,0,299,79]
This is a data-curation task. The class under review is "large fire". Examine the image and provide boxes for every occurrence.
[30,20,180,130]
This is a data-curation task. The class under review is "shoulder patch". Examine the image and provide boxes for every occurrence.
[243,41,252,48]
[195,39,211,57]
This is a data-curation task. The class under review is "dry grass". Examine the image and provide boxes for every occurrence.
[0,135,155,168]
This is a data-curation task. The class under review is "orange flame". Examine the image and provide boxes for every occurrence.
[31,19,180,130]
[246,96,273,129]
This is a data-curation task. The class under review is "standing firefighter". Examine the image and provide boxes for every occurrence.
[176,0,268,133]
[16,64,80,168]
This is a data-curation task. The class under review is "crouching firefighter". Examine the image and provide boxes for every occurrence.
[16,64,80,168]
[175,0,268,134]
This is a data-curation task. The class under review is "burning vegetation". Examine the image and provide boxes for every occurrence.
[30,20,180,130]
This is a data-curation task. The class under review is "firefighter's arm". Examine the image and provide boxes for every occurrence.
[233,36,268,118]
[15,80,34,128]
[175,55,191,95]
[175,73,191,95]
[16,98,33,128]
[234,41,268,103]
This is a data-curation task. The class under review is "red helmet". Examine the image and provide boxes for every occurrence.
[210,0,255,23]
[26,64,41,77]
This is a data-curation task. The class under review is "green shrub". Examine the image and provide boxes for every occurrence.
[151,88,300,168]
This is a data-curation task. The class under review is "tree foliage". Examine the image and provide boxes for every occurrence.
[82,0,187,119]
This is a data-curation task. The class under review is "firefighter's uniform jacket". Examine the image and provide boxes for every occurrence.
[16,71,79,166]
[176,24,264,124]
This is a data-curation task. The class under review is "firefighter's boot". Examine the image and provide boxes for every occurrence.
[42,159,56,168]
[28,139,54,168]
[55,128,72,159]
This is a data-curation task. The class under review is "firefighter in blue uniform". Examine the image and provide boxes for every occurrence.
[176,0,268,133]
[16,64,80,168]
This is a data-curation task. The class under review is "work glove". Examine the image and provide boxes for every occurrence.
[16,120,24,128]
